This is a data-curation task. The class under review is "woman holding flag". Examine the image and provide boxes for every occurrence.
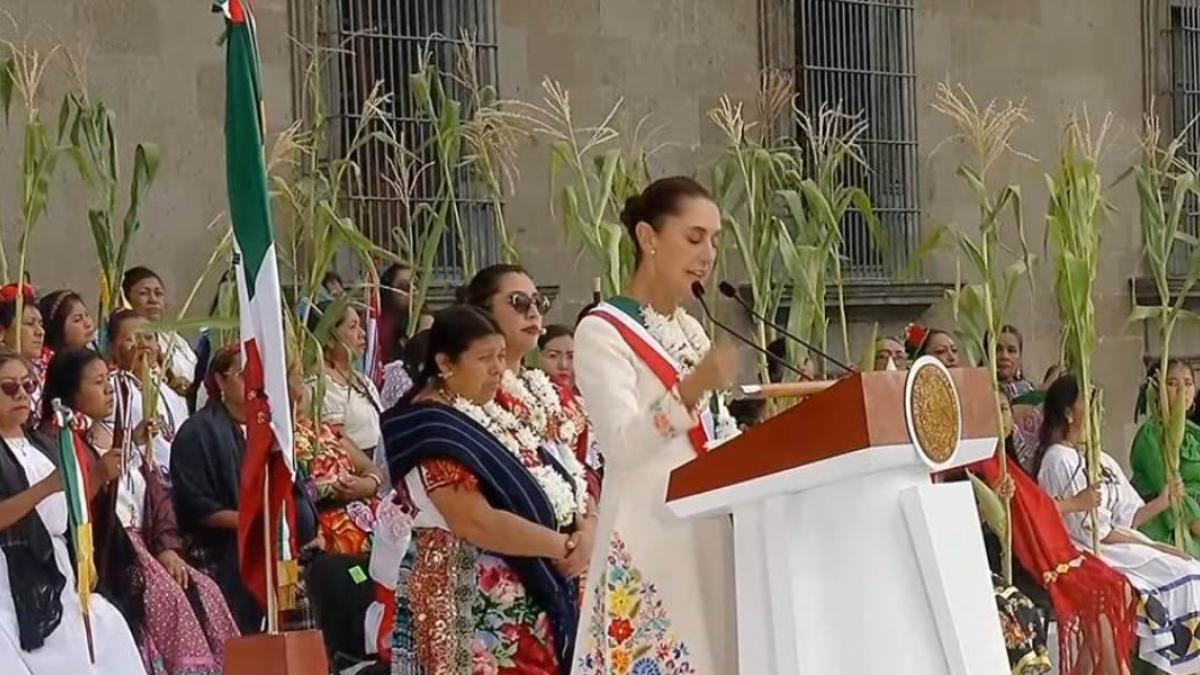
[0,350,145,674]
[571,177,740,675]
[41,348,238,675]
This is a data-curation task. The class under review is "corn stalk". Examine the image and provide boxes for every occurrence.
[709,91,793,383]
[1,37,66,353]
[783,103,882,371]
[270,42,402,385]
[455,32,524,264]
[507,78,649,297]
[931,83,1035,583]
[58,55,161,326]
[1046,110,1114,554]
[1130,110,1200,550]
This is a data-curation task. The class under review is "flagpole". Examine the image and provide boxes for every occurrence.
[263,470,278,634]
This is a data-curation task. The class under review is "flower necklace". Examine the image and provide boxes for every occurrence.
[499,369,585,450]
[640,304,740,442]
[448,390,587,528]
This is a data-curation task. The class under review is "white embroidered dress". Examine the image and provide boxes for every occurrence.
[572,299,738,675]
[0,436,146,675]
[1039,443,1200,673]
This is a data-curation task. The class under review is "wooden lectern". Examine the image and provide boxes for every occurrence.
[667,362,1010,675]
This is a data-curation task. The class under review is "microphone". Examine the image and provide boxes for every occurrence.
[690,281,804,378]
[717,281,853,373]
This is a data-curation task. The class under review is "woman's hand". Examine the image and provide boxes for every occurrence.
[98,451,123,484]
[1061,484,1101,514]
[553,531,589,579]
[679,342,737,408]
[132,418,161,446]
[1154,476,1186,512]
[993,474,1015,502]
[331,474,375,501]
[156,550,190,589]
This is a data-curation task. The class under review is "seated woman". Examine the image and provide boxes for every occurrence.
[171,345,319,634]
[1131,359,1200,559]
[122,267,197,390]
[291,362,382,556]
[306,301,385,482]
[384,306,582,673]
[38,290,97,354]
[105,310,190,477]
[42,348,238,675]
[974,393,1137,675]
[0,350,145,674]
[1039,374,1200,674]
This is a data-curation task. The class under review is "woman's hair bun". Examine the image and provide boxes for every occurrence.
[453,284,471,305]
[620,194,644,231]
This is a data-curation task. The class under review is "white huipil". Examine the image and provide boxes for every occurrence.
[1039,442,1200,674]
[0,436,146,675]
[571,304,738,675]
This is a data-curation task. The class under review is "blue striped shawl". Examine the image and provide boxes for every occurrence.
[382,402,579,672]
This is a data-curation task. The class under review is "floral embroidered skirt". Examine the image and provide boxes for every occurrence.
[127,528,241,675]
[316,498,378,556]
[391,528,559,675]
[992,573,1051,675]
[575,532,696,675]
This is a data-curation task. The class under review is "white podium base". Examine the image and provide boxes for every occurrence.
[731,459,1008,675]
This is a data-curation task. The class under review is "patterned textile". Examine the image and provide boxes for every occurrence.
[993,574,1052,674]
[382,403,579,669]
[391,529,558,675]
[380,361,415,411]
[295,417,378,555]
[575,532,694,675]
[127,527,240,675]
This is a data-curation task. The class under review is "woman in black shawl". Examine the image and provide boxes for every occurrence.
[0,350,145,673]
[384,306,581,675]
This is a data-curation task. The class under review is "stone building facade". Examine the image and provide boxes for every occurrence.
[0,0,1187,463]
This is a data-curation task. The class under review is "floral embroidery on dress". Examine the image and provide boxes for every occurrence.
[576,532,695,675]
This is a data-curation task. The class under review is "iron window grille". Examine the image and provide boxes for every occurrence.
[311,0,500,281]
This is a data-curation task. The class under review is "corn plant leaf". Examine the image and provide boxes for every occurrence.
[0,57,12,125]
[968,471,1009,542]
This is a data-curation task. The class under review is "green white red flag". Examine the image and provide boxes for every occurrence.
[219,0,297,615]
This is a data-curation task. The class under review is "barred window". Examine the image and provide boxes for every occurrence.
[794,0,920,279]
[1168,0,1200,274]
[314,0,499,280]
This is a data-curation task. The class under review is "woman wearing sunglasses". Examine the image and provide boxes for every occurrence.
[461,263,602,504]
[0,350,147,674]
[40,348,238,675]
[571,177,740,674]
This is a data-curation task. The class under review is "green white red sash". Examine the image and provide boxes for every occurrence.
[588,301,712,456]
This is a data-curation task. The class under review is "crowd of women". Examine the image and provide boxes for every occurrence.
[3,174,1200,675]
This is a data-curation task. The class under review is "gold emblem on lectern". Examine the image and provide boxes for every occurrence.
[905,356,962,466]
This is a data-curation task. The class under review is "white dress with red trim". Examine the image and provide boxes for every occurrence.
[571,297,738,675]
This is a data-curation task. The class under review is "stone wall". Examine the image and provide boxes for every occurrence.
[0,0,293,306]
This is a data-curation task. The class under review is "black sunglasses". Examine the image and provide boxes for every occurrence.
[507,291,552,317]
[0,378,36,397]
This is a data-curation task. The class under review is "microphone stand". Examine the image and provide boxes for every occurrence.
[717,281,854,373]
[691,282,804,379]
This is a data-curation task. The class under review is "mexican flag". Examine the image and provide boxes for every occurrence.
[220,0,297,614]
[53,402,95,650]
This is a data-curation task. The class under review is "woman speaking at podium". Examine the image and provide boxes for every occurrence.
[572,176,740,674]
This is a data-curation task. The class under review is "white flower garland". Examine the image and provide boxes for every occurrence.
[451,394,587,528]
[641,304,739,443]
[500,369,583,449]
